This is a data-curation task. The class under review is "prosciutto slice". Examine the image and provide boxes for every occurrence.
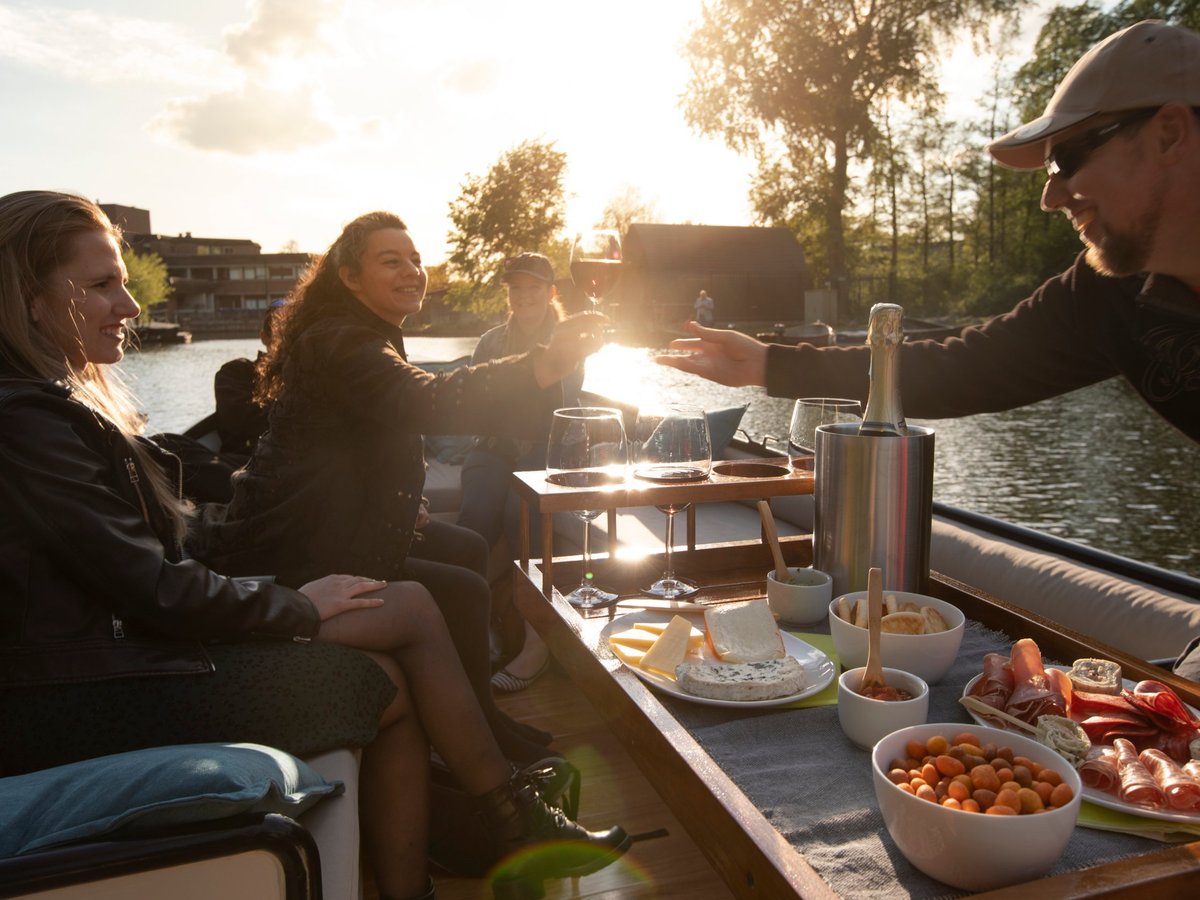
[1079,745,1119,794]
[1005,638,1068,723]
[968,653,1014,722]
[1183,760,1200,782]
[1113,738,1166,808]
[1139,748,1200,811]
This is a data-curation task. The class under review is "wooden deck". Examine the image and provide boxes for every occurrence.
[361,664,733,899]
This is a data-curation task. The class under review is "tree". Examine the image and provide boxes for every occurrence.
[598,185,660,237]
[122,248,171,317]
[445,139,568,309]
[682,0,1025,312]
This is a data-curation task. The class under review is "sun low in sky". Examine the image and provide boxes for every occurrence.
[0,0,1029,263]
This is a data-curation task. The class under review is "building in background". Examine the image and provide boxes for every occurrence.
[100,203,311,337]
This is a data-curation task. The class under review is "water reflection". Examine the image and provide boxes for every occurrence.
[117,338,1199,576]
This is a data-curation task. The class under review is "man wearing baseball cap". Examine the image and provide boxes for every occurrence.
[657,20,1200,677]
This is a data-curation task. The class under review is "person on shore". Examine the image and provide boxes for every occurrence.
[693,289,715,326]
[213,297,287,457]
[0,191,629,900]
[457,252,582,692]
[657,20,1200,675]
[195,211,609,762]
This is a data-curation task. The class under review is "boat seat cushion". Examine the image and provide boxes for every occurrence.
[931,519,1200,660]
[0,743,341,858]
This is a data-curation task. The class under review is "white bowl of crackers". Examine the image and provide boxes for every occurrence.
[828,590,964,683]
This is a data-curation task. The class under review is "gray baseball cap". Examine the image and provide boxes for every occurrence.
[988,20,1200,169]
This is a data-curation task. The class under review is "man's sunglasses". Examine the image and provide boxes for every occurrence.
[1044,108,1160,179]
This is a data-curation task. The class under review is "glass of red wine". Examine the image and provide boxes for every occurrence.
[633,406,712,598]
[569,229,622,313]
[545,407,628,608]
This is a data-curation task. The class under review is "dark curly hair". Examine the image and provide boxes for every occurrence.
[256,211,406,403]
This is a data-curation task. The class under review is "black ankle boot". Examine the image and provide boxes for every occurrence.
[481,768,631,900]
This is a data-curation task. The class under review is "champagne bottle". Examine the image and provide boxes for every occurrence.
[859,302,908,437]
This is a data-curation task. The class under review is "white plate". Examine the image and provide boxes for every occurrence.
[601,609,836,708]
[962,667,1200,823]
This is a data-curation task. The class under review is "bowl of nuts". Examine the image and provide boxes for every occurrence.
[871,723,1082,890]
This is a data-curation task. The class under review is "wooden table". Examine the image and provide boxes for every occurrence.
[511,458,813,597]
[512,534,1200,899]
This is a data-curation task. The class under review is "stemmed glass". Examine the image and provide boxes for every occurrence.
[569,229,622,312]
[788,398,862,470]
[633,407,712,598]
[545,407,628,608]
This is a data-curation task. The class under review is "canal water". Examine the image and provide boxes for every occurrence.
[118,337,1200,577]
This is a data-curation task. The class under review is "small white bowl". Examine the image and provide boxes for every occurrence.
[827,591,964,683]
[766,567,832,626]
[872,723,1083,891]
[837,667,929,749]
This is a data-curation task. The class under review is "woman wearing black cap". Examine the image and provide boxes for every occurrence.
[458,253,583,692]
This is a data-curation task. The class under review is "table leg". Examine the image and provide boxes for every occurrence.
[541,511,554,598]
[519,499,530,568]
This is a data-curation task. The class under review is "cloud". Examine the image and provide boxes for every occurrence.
[149,83,335,154]
[0,6,227,86]
[224,0,345,71]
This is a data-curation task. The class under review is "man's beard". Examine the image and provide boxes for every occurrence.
[1084,182,1165,277]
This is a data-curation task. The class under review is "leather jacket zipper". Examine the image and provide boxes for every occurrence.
[124,457,153,524]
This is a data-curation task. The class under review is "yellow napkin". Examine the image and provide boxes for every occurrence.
[1077,799,1200,843]
[782,632,841,708]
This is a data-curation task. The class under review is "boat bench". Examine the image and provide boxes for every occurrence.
[0,745,363,900]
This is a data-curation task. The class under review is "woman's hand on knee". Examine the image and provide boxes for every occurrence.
[299,574,388,621]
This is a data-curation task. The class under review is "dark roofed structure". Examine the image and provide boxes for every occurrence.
[615,223,810,337]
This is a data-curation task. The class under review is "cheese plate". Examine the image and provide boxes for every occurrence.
[601,609,835,708]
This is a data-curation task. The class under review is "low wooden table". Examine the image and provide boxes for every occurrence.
[511,459,812,597]
[512,534,1200,899]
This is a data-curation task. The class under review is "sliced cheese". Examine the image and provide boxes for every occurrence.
[611,644,647,667]
[639,615,694,677]
[608,628,660,651]
[634,621,669,635]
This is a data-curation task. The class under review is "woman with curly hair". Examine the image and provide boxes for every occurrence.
[196,211,607,765]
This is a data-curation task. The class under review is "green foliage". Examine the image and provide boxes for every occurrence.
[445,139,568,310]
[683,0,1026,310]
[121,248,171,315]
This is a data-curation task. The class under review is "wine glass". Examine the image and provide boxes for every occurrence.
[788,398,862,470]
[632,407,712,598]
[545,407,628,608]
[569,229,622,312]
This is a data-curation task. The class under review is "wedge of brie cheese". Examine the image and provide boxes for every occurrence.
[675,657,806,701]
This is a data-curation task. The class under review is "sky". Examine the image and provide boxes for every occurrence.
[0,0,1046,264]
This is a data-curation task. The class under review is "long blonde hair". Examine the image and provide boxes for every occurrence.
[0,190,190,543]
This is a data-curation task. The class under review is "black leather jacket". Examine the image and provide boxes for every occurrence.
[0,372,320,687]
[196,295,562,587]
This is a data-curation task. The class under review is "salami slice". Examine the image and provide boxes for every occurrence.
[1139,748,1200,811]
[1078,745,1119,794]
[1113,738,1166,808]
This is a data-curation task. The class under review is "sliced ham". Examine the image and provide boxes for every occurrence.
[1113,738,1166,808]
[1139,748,1200,811]
[1079,745,1119,794]
[1006,638,1068,723]
[968,653,1014,723]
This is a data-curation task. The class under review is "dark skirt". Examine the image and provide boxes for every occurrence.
[0,641,396,776]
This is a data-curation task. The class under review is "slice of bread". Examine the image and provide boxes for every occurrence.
[704,600,785,663]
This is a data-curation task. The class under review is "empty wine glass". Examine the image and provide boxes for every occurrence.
[545,407,628,608]
[788,398,862,470]
[569,229,622,312]
[633,407,711,598]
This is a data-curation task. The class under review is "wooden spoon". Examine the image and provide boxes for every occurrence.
[757,500,791,584]
[860,567,887,693]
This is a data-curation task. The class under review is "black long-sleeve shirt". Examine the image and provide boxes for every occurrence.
[765,254,1200,445]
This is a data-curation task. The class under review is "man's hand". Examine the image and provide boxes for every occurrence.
[654,321,769,387]
[414,498,430,531]
[533,311,609,388]
[298,574,387,622]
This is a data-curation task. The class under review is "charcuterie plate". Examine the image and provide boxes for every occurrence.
[963,667,1200,823]
[601,610,835,709]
